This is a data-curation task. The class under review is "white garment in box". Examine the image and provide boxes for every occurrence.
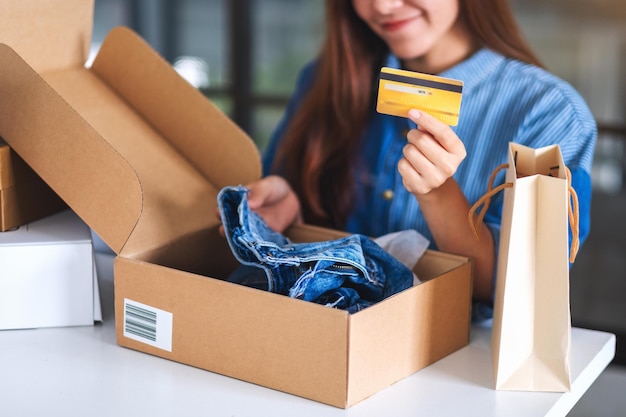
[0,210,102,329]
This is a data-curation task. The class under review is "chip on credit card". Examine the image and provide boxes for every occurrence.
[376,67,463,126]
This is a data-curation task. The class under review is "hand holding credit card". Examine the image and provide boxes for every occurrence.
[376,67,463,126]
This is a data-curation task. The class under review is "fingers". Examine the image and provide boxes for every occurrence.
[406,128,443,165]
[245,178,271,210]
[398,156,429,195]
[216,176,297,237]
[400,109,467,195]
[399,152,448,195]
[404,130,459,180]
[408,109,466,157]
[245,175,291,210]
[215,207,226,237]
[243,175,302,233]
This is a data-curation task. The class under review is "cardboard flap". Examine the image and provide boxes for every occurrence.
[0,20,261,258]
[91,27,261,191]
[0,0,92,73]
[0,43,142,254]
[84,27,260,257]
[0,140,13,189]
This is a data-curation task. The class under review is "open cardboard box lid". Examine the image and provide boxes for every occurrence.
[0,0,261,258]
[0,0,93,74]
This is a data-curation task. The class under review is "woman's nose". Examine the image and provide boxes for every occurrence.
[372,0,404,15]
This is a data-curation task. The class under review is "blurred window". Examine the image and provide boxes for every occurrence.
[92,0,323,150]
[511,0,626,193]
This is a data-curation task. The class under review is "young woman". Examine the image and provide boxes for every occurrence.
[245,0,597,311]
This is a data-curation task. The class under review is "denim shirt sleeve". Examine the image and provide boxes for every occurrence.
[262,61,318,176]
[507,76,597,249]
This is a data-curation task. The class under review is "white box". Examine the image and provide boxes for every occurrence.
[0,210,101,329]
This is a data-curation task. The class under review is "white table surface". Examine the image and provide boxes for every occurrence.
[0,253,616,417]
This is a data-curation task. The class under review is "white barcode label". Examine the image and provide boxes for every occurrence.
[123,298,173,352]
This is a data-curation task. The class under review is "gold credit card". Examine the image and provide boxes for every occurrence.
[376,67,463,126]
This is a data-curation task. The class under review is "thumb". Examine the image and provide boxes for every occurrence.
[245,178,275,210]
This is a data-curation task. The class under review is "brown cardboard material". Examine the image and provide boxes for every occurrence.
[0,1,472,408]
[0,138,67,231]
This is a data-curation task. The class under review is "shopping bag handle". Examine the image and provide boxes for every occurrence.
[468,164,580,263]
[566,166,580,262]
[468,163,511,239]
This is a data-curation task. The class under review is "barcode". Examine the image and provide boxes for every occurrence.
[123,298,173,352]
[125,303,157,342]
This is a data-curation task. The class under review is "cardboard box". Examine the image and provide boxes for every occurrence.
[0,0,472,407]
[0,209,102,330]
[0,138,67,231]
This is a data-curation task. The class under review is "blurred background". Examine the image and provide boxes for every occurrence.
[90,1,625,414]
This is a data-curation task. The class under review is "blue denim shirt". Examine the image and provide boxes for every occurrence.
[218,186,414,313]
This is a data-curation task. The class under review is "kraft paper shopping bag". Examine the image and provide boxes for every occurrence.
[469,142,579,392]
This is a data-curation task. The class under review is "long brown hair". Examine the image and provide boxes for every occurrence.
[272,0,541,229]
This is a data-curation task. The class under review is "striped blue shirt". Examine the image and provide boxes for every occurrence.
[263,48,597,255]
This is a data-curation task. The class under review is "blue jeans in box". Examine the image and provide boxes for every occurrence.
[217,186,413,313]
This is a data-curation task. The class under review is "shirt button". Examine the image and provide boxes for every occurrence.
[382,189,394,200]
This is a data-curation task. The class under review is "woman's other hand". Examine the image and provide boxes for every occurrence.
[246,175,302,233]
[216,175,302,236]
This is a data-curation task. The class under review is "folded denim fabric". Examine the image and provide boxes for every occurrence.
[218,186,414,313]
